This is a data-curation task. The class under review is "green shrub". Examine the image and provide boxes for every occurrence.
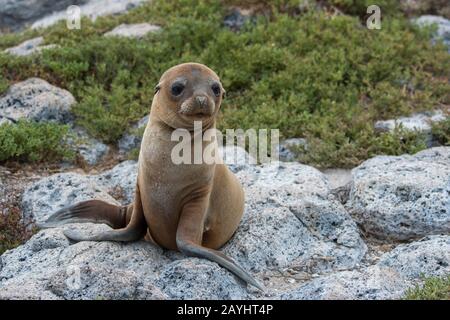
[405,275,450,300]
[73,79,145,143]
[0,0,448,167]
[297,125,427,168]
[0,120,74,163]
[0,29,40,51]
[327,0,400,17]
[0,75,8,95]
[432,117,450,146]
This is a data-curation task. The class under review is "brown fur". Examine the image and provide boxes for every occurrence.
[40,63,262,290]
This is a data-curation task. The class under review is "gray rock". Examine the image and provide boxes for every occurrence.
[0,79,106,166]
[21,172,119,223]
[374,110,447,146]
[31,0,148,29]
[225,162,367,274]
[347,147,450,241]
[7,145,450,299]
[223,8,254,31]
[95,160,138,203]
[104,23,161,38]
[236,161,330,195]
[0,227,169,300]
[378,235,450,280]
[322,168,352,190]
[0,78,75,124]
[415,15,450,51]
[414,145,450,162]
[3,37,57,57]
[282,234,450,299]
[330,183,352,205]
[0,226,243,300]
[281,265,410,300]
[0,0,88,32]
[156,258,249,299]
[0,116,13,125]
[21,160,140,224]
[324,169,353,204]
[118,115,148,153]
[8,153,370,299]
[279,138,307,162]
[47,264,167,300]
[220,145,257,173]
[70,127,110,166]
[0,229,70,285]
[0,278,62,300]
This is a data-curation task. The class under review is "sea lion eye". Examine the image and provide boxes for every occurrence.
[171,83,185,96]
[211,83,221,97]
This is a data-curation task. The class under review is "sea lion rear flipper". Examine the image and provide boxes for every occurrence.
[37,199,129,229]
[62,185,147,242]
[176,201,265,291]
[177,239,264,291]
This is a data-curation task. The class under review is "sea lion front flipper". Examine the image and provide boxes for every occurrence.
[63,184,147,242]
[176,199,264,291]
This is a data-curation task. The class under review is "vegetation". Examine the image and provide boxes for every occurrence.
[432,117,450,146]
[0,0,449,167]
[0,207,35,255]
[0,120,74,163]
[405,275,450,300]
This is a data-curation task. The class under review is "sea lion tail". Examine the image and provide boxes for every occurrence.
[37,200,130,229]
[177,240,265,291]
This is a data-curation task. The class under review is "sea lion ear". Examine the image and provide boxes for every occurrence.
[154,83,161,94]
[222,88,226,100]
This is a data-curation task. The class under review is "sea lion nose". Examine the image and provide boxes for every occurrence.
[196,95,207,107]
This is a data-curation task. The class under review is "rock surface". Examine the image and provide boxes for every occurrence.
[0,78,109,166]
[31,0,147,29]
[70,127,110,166]
[0,228,170,300]
[220,144,257,173]
[156,258,250,299]
[278,138,307,162]
[94,160,138,203]
[322,168,352,190]
[118,115,148,153]
[3,36,57,56]
[104,23,161,38]
[21,172,119,224]
[282,235,450,300]
[223,8,254,31]
[415,15,450,51]
[281,265,410,300]
[0,78,75,123]
[225,162,367,275]
[0,0,88,32]
[3,146,450,299]
[4,147,368,299]
[21,159,139,224]
[347,147,450,241]
[374,110,447,146]
[378,235,450,280]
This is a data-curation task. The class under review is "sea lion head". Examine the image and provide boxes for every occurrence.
[152,62,225,130]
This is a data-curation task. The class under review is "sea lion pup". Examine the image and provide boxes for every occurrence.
[39,62,263,291]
